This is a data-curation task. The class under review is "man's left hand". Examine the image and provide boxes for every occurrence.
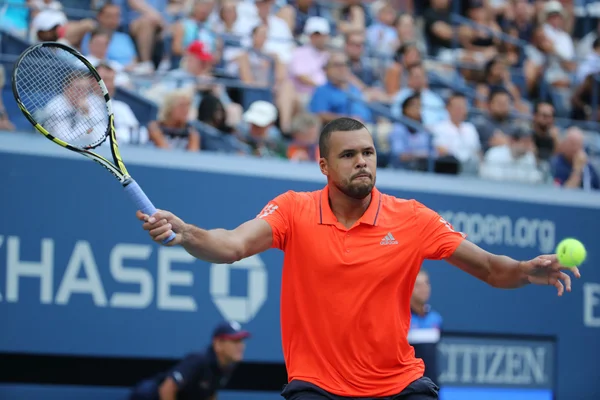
[519,255,581,296]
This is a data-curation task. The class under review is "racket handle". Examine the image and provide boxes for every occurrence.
[124,179,176,244]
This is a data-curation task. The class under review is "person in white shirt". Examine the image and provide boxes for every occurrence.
[40,72,107,148]
[232,0,295,64]
[96,63,149,145]
[479,126,544,184]
[428,93,481,174]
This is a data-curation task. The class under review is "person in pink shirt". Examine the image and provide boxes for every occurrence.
[288,16,331,107]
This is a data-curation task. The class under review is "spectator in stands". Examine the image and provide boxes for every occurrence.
[129,321,249,400]
[395,13,424,54]
[287,113,321,162]
[383,43,422,96]
[477,56,526,113]
[335,0,370,37]
[84,29,133,89]
[29,0,63,20]
[289,17,331,108]
[576,38,600,85]
[539,1,577,117]
[479,125,544,184]
[391,63,448,126]
[116,0,168,74]
[366,1,398,58]
[233,0,295,65]
[196,93,250,154]
[502,0,534,42]
[277,0,334,37]
[551,127,600,191]
[0,0,30,38]
[230,24,295,133]
[531,101,559,163]
[423,0,466,61]
[345,32,388,102]
[576,19,599,59]
[308,51,373,125]
[409,269,442,386]
[171,0,219,62]
[96,63,148,145]
[30,9,96,49]
[457,0,501,66]
[429,93,481,173]
[388,93,437,171]
[497,24,522,69]
[212,0,240,45]
[239,100,285,158]
[145,41,242,124]
[571,73,600,122]
[0,66,15,132]
[148,89,201,151]
[472,88,511,152]
[81,3,138,68]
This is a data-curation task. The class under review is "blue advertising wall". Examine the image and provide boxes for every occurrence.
[0,133,599,400]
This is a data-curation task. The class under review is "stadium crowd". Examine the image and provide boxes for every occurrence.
[1,0,600,189]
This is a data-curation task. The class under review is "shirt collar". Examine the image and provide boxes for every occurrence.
[318,185,382,227]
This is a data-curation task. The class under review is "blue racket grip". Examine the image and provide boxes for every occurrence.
[124,179,176,244]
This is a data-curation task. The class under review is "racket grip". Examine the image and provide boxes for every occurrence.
[124,179,176,244]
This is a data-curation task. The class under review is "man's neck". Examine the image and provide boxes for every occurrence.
[450,117,461,127]
[328,184,371,228]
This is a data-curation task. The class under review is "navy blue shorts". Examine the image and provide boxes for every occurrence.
[281,376,439,400]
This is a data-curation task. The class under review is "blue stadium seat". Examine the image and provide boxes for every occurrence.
[0,31,29,56]
[241,87,273,110]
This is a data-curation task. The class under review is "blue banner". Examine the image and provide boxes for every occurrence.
[1,134,599,400]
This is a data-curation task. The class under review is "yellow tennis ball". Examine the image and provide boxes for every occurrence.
[555,238,587,268]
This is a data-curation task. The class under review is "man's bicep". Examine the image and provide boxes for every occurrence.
[234,218,274,259]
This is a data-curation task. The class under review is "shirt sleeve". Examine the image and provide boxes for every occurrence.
[168,354,206,390]
[414,201,466,260]
[256,191,295,250]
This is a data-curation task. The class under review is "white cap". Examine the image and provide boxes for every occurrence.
[544,0,564,16]
[243,101,278,127]
[31,10,67,32]
[304,16,330,35]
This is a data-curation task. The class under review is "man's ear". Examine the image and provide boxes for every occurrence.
[319,157,328,176]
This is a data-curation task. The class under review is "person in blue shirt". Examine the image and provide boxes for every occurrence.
[551,126,600,191]
[129,321,250,400]
[309,51,373,125]
[409,269,443,385]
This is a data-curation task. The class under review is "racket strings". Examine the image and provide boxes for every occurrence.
[14,46,109,149]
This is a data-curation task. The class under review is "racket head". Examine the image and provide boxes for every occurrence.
[11,41,113,151]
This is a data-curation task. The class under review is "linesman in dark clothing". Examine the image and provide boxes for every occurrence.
[129,321,250,400]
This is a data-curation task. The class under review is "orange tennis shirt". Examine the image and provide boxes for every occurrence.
[256,185,466,397]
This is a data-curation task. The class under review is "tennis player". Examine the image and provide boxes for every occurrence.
[137,117,581,400]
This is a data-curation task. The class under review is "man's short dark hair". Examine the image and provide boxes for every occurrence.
[319,117,367,158]
[533,100,554,114]
[488,87,511,103]
[401,92,421,114]
[446,91,466,106]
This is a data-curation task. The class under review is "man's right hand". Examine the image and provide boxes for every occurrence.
[136,209,185,245]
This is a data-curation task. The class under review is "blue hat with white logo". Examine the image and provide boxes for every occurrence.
[212,321,251,340]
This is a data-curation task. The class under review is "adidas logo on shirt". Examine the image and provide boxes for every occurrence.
[380,232,398,245]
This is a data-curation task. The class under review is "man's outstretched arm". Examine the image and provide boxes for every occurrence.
[446,240,581,295]
[137,210,273,264]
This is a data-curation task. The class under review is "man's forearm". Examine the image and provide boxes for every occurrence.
[487,254,530,289]
[180,224,243,264]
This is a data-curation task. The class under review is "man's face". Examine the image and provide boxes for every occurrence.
[38,27,59,42]
[65,77,90,106]
[310,32,328,50]
[412,272,431,305]
[98,5,121,30]
[214,338,246,364]
[89,33,110,58]
[448,96,467,122]
[326,53,349,85]
[345,33,364,61]
[534,103,555,131]
[319,128,377,200]
[256,0,272,20]
[489,93,511,119]
[407,67,426,91]
[193,0,214,21]
[510,136,532,158]
[404,97,421,121]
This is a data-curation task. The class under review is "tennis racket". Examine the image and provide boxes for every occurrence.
[11,41,175,244]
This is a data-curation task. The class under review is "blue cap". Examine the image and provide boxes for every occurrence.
[212,321,251,340]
